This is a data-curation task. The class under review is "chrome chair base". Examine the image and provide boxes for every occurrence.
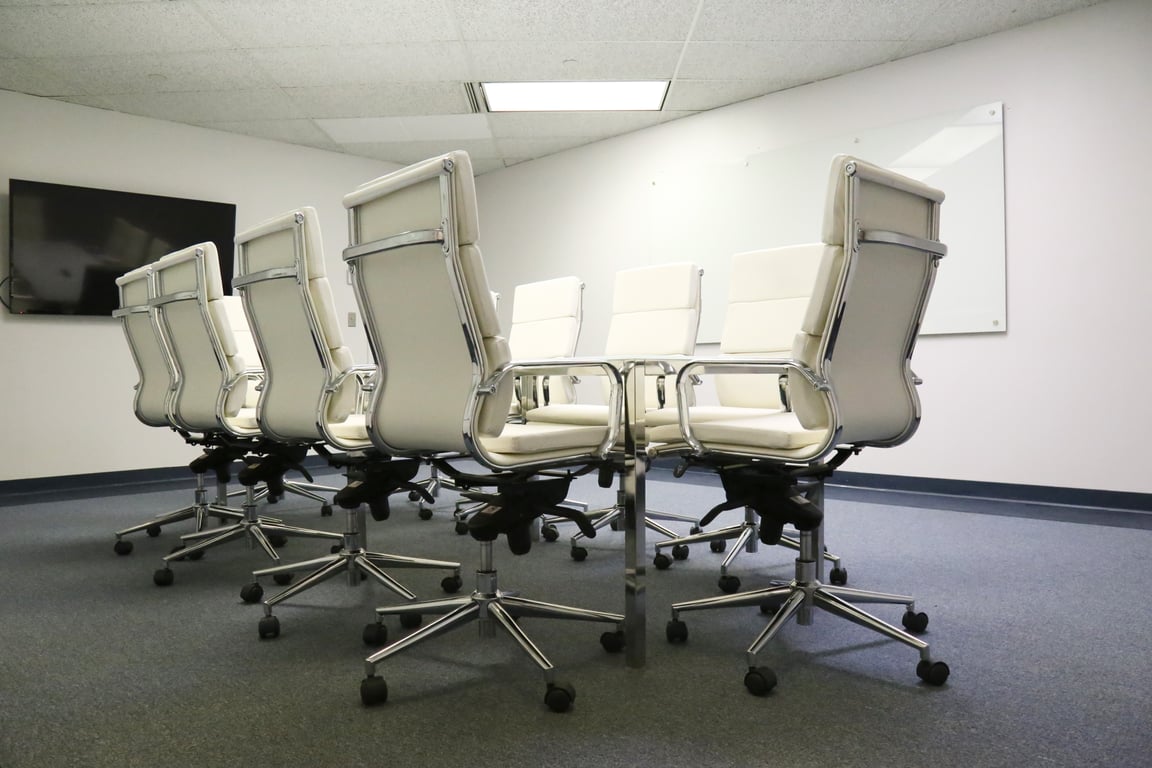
[652,506,845,591]
[666,524,949,693]
[543,488,696,561]
[151,486,342,586]
[244,504,463,635]
[113,474,242,555]
[359,539,625,712]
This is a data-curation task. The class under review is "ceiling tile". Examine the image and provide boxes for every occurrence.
[316,113,491,143]
[0,57,80,96]
[245,43,471,87]
[90,88,306,123]
[193,0,458,48]
[197,118,341,151]
[466,41,682,82]
[677,40,904,81]
[907,0,1104,41]
[30,51,277,96]
[284,82,471,119]
[340,137,499,165]
[0,2,232,57]
[454,0,700,41]
[486,110,687,140]
[692,0,933,41]
[495,136,601,160]
[664,79,785,111]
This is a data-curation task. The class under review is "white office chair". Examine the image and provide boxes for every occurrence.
[148,242,343,587]
[650,245,847,590]
[654,155,950,692]
[528,262,706,559]
[229,207,462,637]
[110,263,245,554]
[343,150,626,712]
[451,275,587,532]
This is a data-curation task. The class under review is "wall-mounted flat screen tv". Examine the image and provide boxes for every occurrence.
[5,179,236,317]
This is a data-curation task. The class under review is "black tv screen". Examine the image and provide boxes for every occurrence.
[5,179,236,317]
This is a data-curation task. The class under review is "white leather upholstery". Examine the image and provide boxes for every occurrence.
[508,276,583,407]
[527,262,702,426]
[233,207,371,450]
[653,154,944,461]
[150,242,261,438]
[344,150,616,469]
[114,264,171,428]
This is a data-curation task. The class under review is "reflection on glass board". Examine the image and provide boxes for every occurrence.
[646,102,1006,340]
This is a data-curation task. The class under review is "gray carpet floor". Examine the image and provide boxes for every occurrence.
[1,469,1149,768]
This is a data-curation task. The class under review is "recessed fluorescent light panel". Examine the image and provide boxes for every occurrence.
[481,81,669,112]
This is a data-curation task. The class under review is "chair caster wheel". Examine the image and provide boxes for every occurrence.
[744,666,777,696]
[361,675,389,706]
[146,524,162,538]
[113,539,133,556]
[829,567,848,585]
[759,600,781,615]
[153,568,174,587]
[363,623,388,646]
[902,610,929,634]
[240,582,264,603]
[570,546,588,562]
[408,490,421,502]
[600,630,625,653]
[653,553,672,570]
[258,615,280,639]
[418,506,434,521]
[454,520,469,535]
[666,619,688,643]
[269,534,288,548]
[671,544,689,561]
[399,613,423,630]
[320,504,333,517]
[272,572,293,586]
[917,659,950,685]
[441,575,463,593]
[544,681,575,713]
[718,575,741,593]
[541,524,559,542]
[689,525,702,535]
[709,539,727,553]
[330,544,343,554]
[609,518,621,532]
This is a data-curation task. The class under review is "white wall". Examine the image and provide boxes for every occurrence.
[475,0,1152,495]
[0,92,394,481]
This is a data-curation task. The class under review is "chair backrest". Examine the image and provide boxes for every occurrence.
[342,151,513,457]
[113,263,173,428]
[715,244,823,410]
[508,275,583,406]
[150,242,260,436]
[788,154,945,449]
[233,207,362,446]
[603,261,702,408]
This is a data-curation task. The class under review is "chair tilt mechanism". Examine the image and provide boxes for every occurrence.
[360,463,625,713]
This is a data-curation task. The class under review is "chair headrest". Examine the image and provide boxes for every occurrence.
[235,206,326,279]
[511,276,583,325]
[152,242,225,300]
[343,150,479,246]
[821,154,946,245]
[612,262,702,315]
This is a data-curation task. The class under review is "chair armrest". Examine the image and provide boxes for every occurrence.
[672,357,829,453]
[478,358,625,457]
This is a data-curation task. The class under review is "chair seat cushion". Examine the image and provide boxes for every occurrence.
[483,421,610,455]
[647,410,826,451]
[327,413,371,446]
[524,403,610,425]
[226,408,261,434]
[644,405,783,427]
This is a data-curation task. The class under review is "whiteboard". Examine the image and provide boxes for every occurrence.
[643,102,1007,341]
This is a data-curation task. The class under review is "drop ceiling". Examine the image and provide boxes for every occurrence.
[0,0,1105,174]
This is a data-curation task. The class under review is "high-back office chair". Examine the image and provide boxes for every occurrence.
[229,207,461,638]
[655,155,950,693]
[343,151,627,711]
[148,242,343,587]
[451,275,587,533]
[650,245,847,590]
[527,262,706,559]
[110,263,243,555]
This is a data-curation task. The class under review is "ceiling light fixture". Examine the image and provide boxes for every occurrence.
[480,81,669,112]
